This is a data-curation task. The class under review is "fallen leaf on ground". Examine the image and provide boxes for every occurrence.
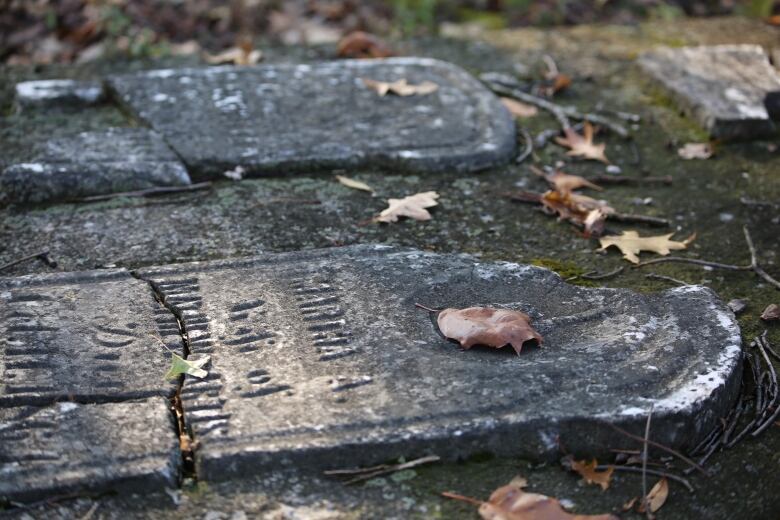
[476,476,618,520]
[583,209,607,238]
[760,303,780,321]
[678,142,713,160]
[336,175,374,194]
[638,478,669,514]
[165,354,210,380]
[555,123,609,163]
[362,78,439,97]
[570,459,613,491]
[598,231,696,264]
[542,170,603,193]
[540,190,613,238]
[622,497,638,511]
[337,31,394,59]
[376,191,439,222]
[501,97,538,118]
[204,44,262,65]
[436,307,542,355]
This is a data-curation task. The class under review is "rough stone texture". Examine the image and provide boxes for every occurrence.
[0,398,180,502]
[639,45,780,140]
[0,127,191,204]
[137,245,742,480]
[107,58,516,180]
[14,79,105,108]
[0,269,181,407]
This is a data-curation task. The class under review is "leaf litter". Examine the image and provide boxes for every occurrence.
[375,191,439,223]
[362,77,439,97]
[555,122,609,163]
[335,175,375,195]
[599,231,696,264]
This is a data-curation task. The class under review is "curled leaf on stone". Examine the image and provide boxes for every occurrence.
[637,478,669,515]
[677,142,714,160]
[501,97,538,118]
[165,354,210,380]
[540,189,613,238]
[443,476,618,520]
[362,78,439,97]
[204,41,262,66]
[760,303,780,321]
[375,191,439,223]
[418,305,543,355]
[335,175,375,195]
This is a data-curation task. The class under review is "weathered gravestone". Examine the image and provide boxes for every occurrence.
[639,45,780,140]
[0,399,180,502]
[0,128,191,204]
[107,58,516,179]
[137,245,742,480]
[0,269,185,501]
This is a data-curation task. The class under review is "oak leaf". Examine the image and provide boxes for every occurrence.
[336,175,374,195]
[598,231,696,264]
[555,123,609,163]
[570,459,614,491]
[501,97,538,118]
[541,190,613,238]
[478,477,618,520]
[362,78,439,97]
[337,31,394,59]
[376,191,439,223]
[437,307,542,355]
[638,478,669,514]
[678,142,713,160]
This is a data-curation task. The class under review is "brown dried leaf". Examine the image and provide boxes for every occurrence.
[478,477,618,520]
[555,123,609,163]
[204,46,262,65]
[540,190,613,238]
[375,191,439,223]
[337,31,394,59]
[437,307,543,355]
[544,171,603,193]
[362,78,439,97]
[570,459,614,491]
[760,303,780,321]
[678,142,714,160]
[598,231,696,264]
[501,97,539,118]
[638,478,669,514]
[335,175,374,194]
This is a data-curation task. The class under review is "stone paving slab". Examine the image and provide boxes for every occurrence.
[0,398,179,502]
[137,245,742,480]
[107,58,516,180]
[638,45,780,140]
[0,269,181,407]
[0,127,191,204]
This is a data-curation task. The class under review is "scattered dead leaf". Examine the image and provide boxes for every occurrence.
[678,142,714,160]
[336,175,374,194]
[541,170,603,193]
[436,307,543,355]
[476,476,618,520]
[570,459,613,491]
[555,123,609,163]
[204,44,262,65]
[337,31,394,59]
[760,303,780,321]
[362,78,439,97]
[501,97,539,118]
[375,191,439,223]
[598,231,696,264]
[583,209,607,238]
[540,190,613,238]
[638,478,669,514]
[622,497,638,512]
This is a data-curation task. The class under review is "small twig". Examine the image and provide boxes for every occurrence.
[645,273,690,286]
[0,250,57,273]
[76,182,213,202]
[607,422,708,475]
[516,127,534,164]
[327,455,440,485]
[414,303,440,313]
[641,405,654,519]
[609,213,670,227]
[634,257,750,271]
[569,266,625,281]
[590,175,673,186]
[743,226,780,290]
[752,334,780,436]
[595,465,693,493]
[441,491,483,506]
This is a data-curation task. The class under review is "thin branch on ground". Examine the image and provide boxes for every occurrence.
[480,72,629,137]
[641,405,654,519]
[324,454,440,484]
[595,465,693,493]
[645,273,690,286]
[591,175,673,186]
[607,422,708,475]
[0,250,57,273]
[609,212,669,227]
[516,127,534,164]
[567,266,625,282]
[76,182,213,202]
[441,491,483,506]
[752,332,779,436]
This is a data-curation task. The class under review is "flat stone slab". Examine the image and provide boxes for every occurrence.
[0,398,179,502]
[107,58,516,180]
[639,45,780,140]
[137,245,742,479]
[14,79,105,109]
[0,269,181,407]
[0,128,191,204]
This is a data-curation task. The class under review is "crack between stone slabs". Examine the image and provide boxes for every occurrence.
[130,270,198,483]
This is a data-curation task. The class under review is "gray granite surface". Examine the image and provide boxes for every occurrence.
[137,245,742,479]
[638,44,780,140]
[0,398,180,502]
[0,128,191,204]
[107,58,516,179]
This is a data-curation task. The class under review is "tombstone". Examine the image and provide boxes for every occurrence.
[0,128,191,204]
[107,58,516,180]
[639,45,780,140]
[137,245,742,479]
[0,269,181,406]
[0,398,180,502]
